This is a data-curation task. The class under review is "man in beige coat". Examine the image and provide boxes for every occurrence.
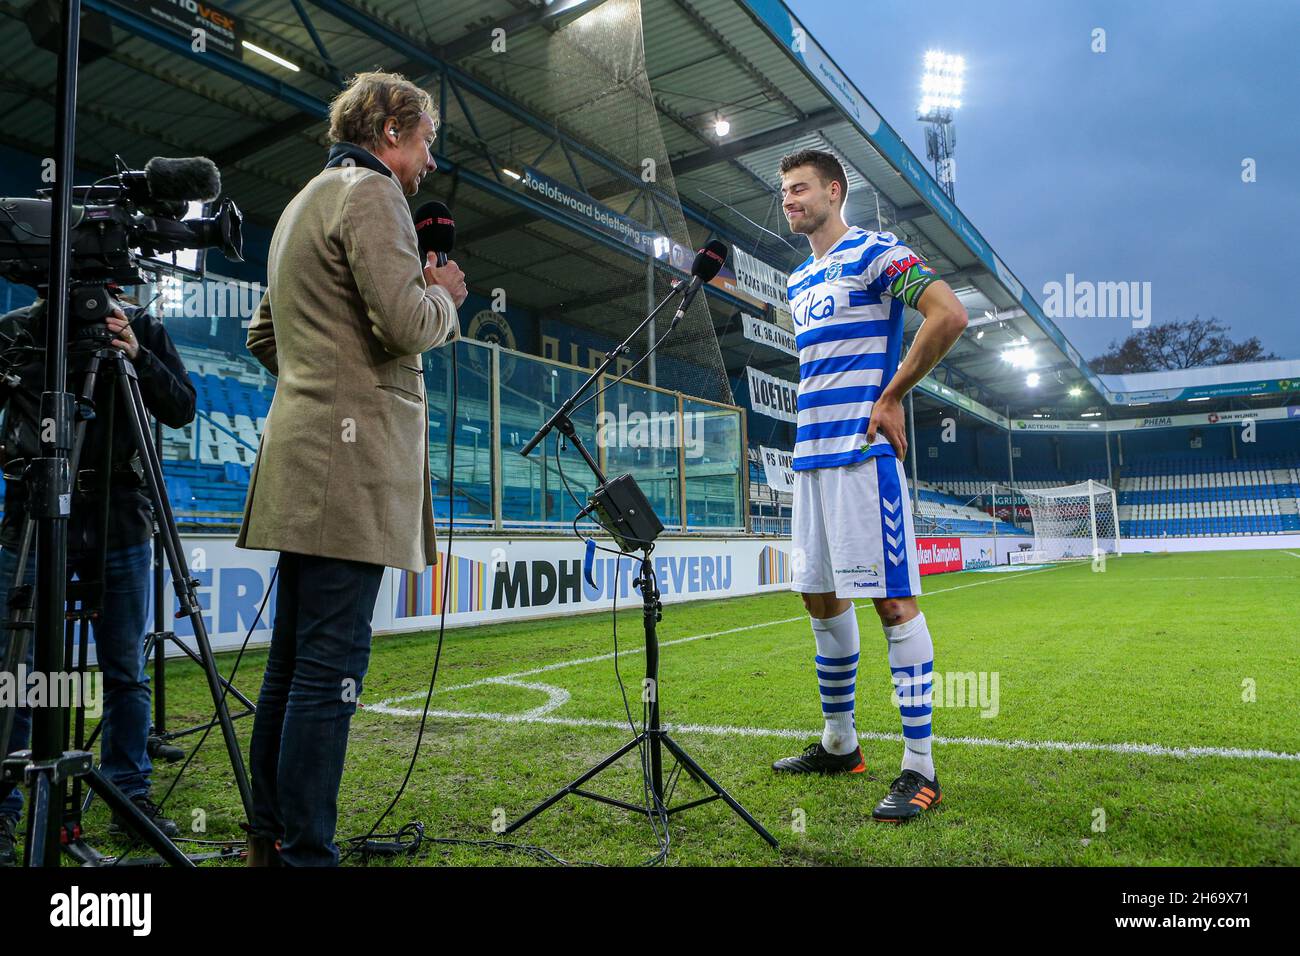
[237,71,465,866]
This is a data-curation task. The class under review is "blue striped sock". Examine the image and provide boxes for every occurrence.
[885,612,935,779]
[812,605,860,755]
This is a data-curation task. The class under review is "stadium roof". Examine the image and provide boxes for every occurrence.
[1,0,1293,426]
[1101,359,1300,402]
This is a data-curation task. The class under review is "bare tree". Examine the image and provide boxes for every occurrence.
[1091,316,1277,374]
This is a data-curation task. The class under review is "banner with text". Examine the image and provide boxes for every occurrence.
[1010,404,1299,434]
[741,312,797,356]
[916,536,964,575]
[142,535,801,657]
[114,533,1044,661]
[758,445,796,491]
[731,247,791,313]
[117,0,245,60]
[746,365,799,423]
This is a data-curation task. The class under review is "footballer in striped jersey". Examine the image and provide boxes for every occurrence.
[770,149,967,823]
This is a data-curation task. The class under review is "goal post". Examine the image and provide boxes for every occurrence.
[1018,479,1121,562]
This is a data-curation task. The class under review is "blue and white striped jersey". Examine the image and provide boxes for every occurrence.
[786,227,938,471]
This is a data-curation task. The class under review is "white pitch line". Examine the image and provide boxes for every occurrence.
[915,564,1063,596]
[1283,551,1300,559]
[372,564,1065,709]
[366,561,1297,763]
[359,705,1300,763]
[1062,575,1300,582]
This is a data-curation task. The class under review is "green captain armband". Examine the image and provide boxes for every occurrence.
[887,259,939,309]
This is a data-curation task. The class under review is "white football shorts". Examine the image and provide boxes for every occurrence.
[791,453,922,599]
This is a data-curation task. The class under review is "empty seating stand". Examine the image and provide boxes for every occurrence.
[1117,456,1300,538]
[914,483,1021,536]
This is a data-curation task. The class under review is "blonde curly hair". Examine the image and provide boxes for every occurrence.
[328,71,437,150]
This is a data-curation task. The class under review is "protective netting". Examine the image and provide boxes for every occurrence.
[534,0,731,405]
[1019,480,1120,561]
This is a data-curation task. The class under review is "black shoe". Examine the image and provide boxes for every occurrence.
[147,735,186,764]
[872,769,941,823]
[0,815,17,866]
[772,741,866,774]
[108,795,180,839]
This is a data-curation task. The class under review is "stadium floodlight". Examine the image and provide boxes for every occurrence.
[1068,386,1083,397]
[714,115,731,137]
[502,168,522,180]
[918,50,965,202]
[918,51,965,117]
[1026,372,1041,387]
[1001,345,1036,368]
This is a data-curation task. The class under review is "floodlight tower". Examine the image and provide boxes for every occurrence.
[918,50,965,202]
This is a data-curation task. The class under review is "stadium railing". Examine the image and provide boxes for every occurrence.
[136,338,750,536]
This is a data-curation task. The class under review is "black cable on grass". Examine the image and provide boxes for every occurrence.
[339,345,462,864]
[336,349,593,867]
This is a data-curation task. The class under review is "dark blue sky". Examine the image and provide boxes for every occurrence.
[789,0,1300,362]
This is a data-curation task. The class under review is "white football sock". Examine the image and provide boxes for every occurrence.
[811,604,860,756]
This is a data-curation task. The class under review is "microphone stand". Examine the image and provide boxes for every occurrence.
[508,276,778,850]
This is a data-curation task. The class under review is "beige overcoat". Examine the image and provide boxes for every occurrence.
[237,164,459,572]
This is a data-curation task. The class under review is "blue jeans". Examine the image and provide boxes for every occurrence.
[0,540,154,821]
[249,552,383,867]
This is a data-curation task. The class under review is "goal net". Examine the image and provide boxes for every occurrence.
[1018,480,1120,562]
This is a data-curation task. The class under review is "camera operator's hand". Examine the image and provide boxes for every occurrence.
[423,254,468,307]
[106,307,140,361]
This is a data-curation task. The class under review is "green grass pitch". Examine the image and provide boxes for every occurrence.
[29,548,1300,866]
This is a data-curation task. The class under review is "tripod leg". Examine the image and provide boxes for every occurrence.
[639,554,666,803]
[113,364,254,819]
[504,733,647,834]
[9,354,106,865]
[24,770,54,866]
[150,632,257,711]
[151,417,168,737]
[659,734,779,848]
[84,767,194,867]
[0,614,30,769]
[0,510,41,781]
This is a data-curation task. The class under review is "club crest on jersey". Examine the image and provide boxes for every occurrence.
[825,260,843,282]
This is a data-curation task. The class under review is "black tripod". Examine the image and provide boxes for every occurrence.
[69,404,256,862]
[507,283,777,850]
[136,412,256,765]
[0,303,253,865]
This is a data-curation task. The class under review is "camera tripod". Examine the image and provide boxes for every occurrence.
[0,302,253,865]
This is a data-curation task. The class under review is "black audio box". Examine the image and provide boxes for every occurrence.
[588,474,664,552]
